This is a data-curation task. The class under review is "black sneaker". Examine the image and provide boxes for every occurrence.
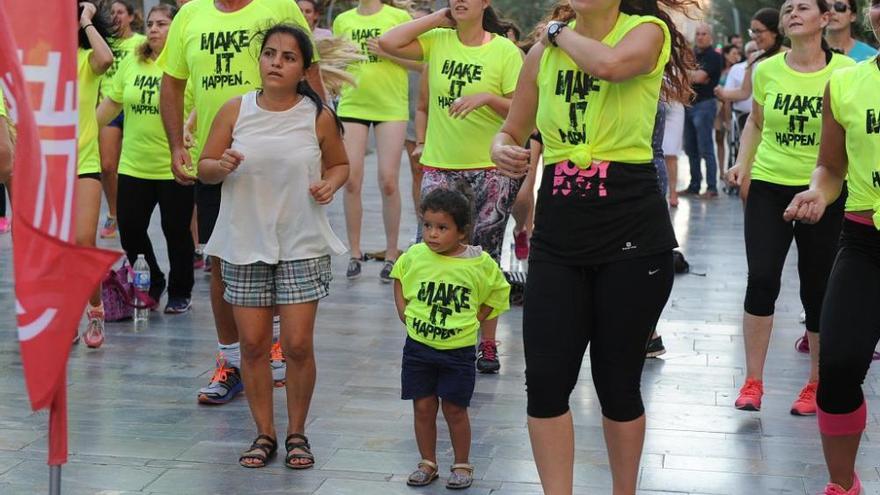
[646,336,666,358]
[379,260,394,283]
[164,297,192,314]
[346,257,362,280]
[476,340,500,374]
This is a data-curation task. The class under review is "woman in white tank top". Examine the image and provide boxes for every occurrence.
[198,24,349,471]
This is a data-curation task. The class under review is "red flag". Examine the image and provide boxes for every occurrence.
[1,1,120,465]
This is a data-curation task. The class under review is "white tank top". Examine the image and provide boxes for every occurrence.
[205,91,347,264]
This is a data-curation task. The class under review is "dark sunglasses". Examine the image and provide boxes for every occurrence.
[831,1,850,12]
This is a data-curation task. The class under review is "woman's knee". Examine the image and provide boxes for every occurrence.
[744,273,781,316]
[281,336,314,363]
[595,383,644,422]
[526,366,575,419]
[379,176,399,197]
[239,329,272,362]
[344,177,363,195]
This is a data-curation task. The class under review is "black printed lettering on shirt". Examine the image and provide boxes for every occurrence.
[772,93,823,147]
[199,29,252,90]
[436,59,484,109]
[129,74,161,115]
[867,109,880,135]
[412,281,472,340]
[552,69,599,146]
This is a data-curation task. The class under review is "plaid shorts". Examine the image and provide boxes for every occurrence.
[220,256,332,307]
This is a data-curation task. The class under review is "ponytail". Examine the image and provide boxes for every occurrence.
[618,0,698,104]
[297,79,344,133]
[482,5,514,37]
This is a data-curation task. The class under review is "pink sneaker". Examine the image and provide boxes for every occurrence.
[0,217,10,234]
[790,381,817,416]
[513,230,530,260]
[82,309,105,349]
[735,378,763,411]
[823,472,862,494]
[795,330,810,353]
[99,216,118,239]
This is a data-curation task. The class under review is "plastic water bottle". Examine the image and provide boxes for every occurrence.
[132,255,150,324]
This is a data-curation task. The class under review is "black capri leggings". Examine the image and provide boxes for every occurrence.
[743,179,846,331]
[524,251,674,422]
[117,174,195,299]
[817,219,880,414]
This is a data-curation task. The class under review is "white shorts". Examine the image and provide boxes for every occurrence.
[662,102,685,157]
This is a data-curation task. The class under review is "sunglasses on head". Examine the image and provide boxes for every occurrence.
[831,1,850,12]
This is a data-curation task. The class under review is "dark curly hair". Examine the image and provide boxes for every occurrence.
[77,1,118,49]
[419,184,475,238]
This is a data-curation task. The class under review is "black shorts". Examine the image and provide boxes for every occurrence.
[401,337,476,407]
[78,172,101,181]
[195,181,221,243]
[107,111,124,130]
[340,116,380,128]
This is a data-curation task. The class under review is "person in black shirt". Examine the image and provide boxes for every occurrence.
[680,23,723,197]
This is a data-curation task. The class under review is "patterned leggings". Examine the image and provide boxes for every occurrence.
[419,167,523,263]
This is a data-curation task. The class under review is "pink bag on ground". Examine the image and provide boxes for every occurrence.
[101,262,156,321]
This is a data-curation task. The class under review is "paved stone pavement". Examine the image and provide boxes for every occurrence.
[0,160,878,495]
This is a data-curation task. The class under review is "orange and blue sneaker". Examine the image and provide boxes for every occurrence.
[823,472,862,494]
[197,356,242,405]
[790,381,817,416]
[734,378,763,411]
[270,341,286,388]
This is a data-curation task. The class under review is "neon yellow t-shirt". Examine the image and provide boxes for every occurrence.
[106,56,173,180]
[418,29,522,169]
[390,243,510,350]
[751,52,855,186]
[100,33,147,96]
[536,14,670,167]
[829,59,880,226]
[0,91,6,116]
[332,5,411,121]
[78,48,102,175]
[157,0,313,158]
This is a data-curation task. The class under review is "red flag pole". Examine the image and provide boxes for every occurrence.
[49,466,61,495]
[49,370,68,494]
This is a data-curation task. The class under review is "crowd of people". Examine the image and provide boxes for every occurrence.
[1,0,879,492]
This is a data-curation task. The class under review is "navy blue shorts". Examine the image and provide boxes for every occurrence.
[108,110,124,129]
[401,337,476,408]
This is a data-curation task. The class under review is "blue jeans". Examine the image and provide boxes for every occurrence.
[683,98,718,193]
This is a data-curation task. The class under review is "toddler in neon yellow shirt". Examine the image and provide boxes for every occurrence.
[391,187,509,489]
